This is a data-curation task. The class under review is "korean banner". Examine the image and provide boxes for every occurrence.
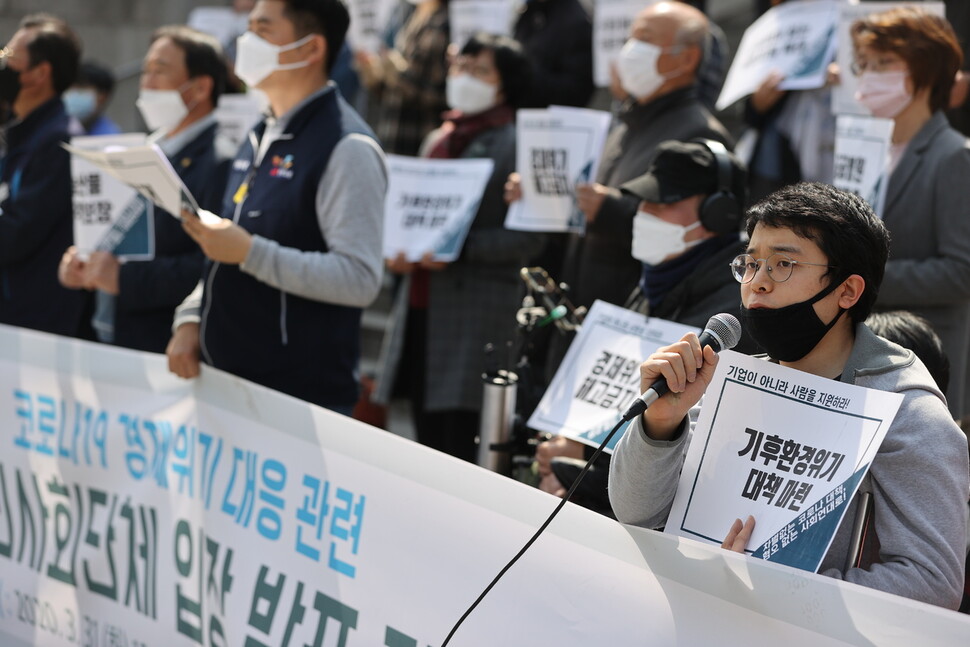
[346,0,398,54]
[70,134,155,262]
[665,350,903,573]
[449,0,515,49]
[213,93,265,152]
[593,0,659,87]
[528,300,697,452]
[833,115,893,218]
[831,2,944,116]
[187,6,249,48]
[505,107,611,233]
[0,324,967,646]
[383,155,494,262]
[716,0,840,111]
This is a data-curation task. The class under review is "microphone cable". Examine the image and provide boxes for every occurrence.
[439,413,630,646]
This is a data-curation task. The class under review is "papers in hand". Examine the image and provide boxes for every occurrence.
[62,141,201,220]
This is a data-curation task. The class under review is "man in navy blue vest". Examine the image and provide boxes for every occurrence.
[59,25,233,353]
[0,14,88,337]
[167,0,386,415]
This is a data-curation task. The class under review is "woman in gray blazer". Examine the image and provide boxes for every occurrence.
[852,8,970,419]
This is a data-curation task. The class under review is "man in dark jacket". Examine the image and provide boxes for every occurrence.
[59,25,232,353]
[536,139,757,513]
[0,14,88,338]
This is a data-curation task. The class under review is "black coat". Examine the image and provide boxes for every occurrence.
[513,0,595,108]
[0,98,88,337]
[113,122,231,352]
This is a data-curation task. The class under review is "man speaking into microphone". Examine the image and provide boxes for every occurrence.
[609,182,969,610]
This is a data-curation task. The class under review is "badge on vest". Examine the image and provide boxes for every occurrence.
[233,159,251,172]
[269,154,295,179]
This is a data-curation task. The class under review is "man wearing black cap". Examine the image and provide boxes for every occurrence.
[535,139,758,511]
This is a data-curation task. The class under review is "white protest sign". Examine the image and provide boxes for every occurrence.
[666,350,903,573]
[833,115,893,218]
[716,0,840,111]
[528,300,697,451]
[63,142,201,219]
[346,0,398,53]
[505,107,611,233]
[593,0,658,87]
[70,133,155,261]
[1,325,969,646]
[188,6,249,47]
[832,2,944,116]
[383,155,495,262]
[449,0,515,48]
[214,92,265,151]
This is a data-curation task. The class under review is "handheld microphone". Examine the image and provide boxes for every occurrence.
[621,313,742,421]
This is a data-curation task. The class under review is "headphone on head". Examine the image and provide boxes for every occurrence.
[695,139,743,235]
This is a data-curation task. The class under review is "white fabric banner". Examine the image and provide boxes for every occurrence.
[716,0,840,111]
[383,155,495,262]
[592,0,659,87]
[505,107,611,233]
[449,0,515,48]
[70,134,155,262]
[0,325,966,646]
[833,115,894,218]
[528,300,697,451]
[831,2,945,116]
[666,350,902,572]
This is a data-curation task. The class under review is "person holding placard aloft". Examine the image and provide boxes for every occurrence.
[849,8,970,424]
[609,183,969,609]
[375,33,543,462]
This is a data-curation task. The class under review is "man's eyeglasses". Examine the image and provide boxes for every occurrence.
[730,253,838,284]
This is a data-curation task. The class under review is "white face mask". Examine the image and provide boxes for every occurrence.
[136,84,191,133]
[616,39,668,100]
[854,70,912,119]
[234,31,313,88]
[631,210,701,266]
[446,73,498,115]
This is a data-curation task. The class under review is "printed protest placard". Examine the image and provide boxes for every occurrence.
[346,0,399,53]
[383,155,495,262]
[833,115,893,218]
[716,0,839,111]
[449,0,515,48]
[505,107,611,233]
[214,92,265,151]
[187,6,248,47]
[70,134,155,261]
[831,2,944,116]
[593,0,658,87]
[665,350,902,572]
[528,300,697,452]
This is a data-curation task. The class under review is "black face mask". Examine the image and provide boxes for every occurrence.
[740,279,847,362]
[0,64,22,105]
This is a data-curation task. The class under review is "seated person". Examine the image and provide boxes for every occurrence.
[609,182,969,609]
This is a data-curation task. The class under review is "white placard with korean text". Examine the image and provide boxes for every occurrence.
[0,324,967,646]
[505,107,611,233]
[214,92,265,152]
[346,0,399,54]
[833,114,894,218]
[716,0,840,111]
[665,349,903,573]
[70,133,155,262]
[528,300,697,452]
[449,0,516,48]
[832,2,944,116]
[187,6,249,48]
[593,0,659,87]
[63,142,201,220]
[383,155,495,262]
